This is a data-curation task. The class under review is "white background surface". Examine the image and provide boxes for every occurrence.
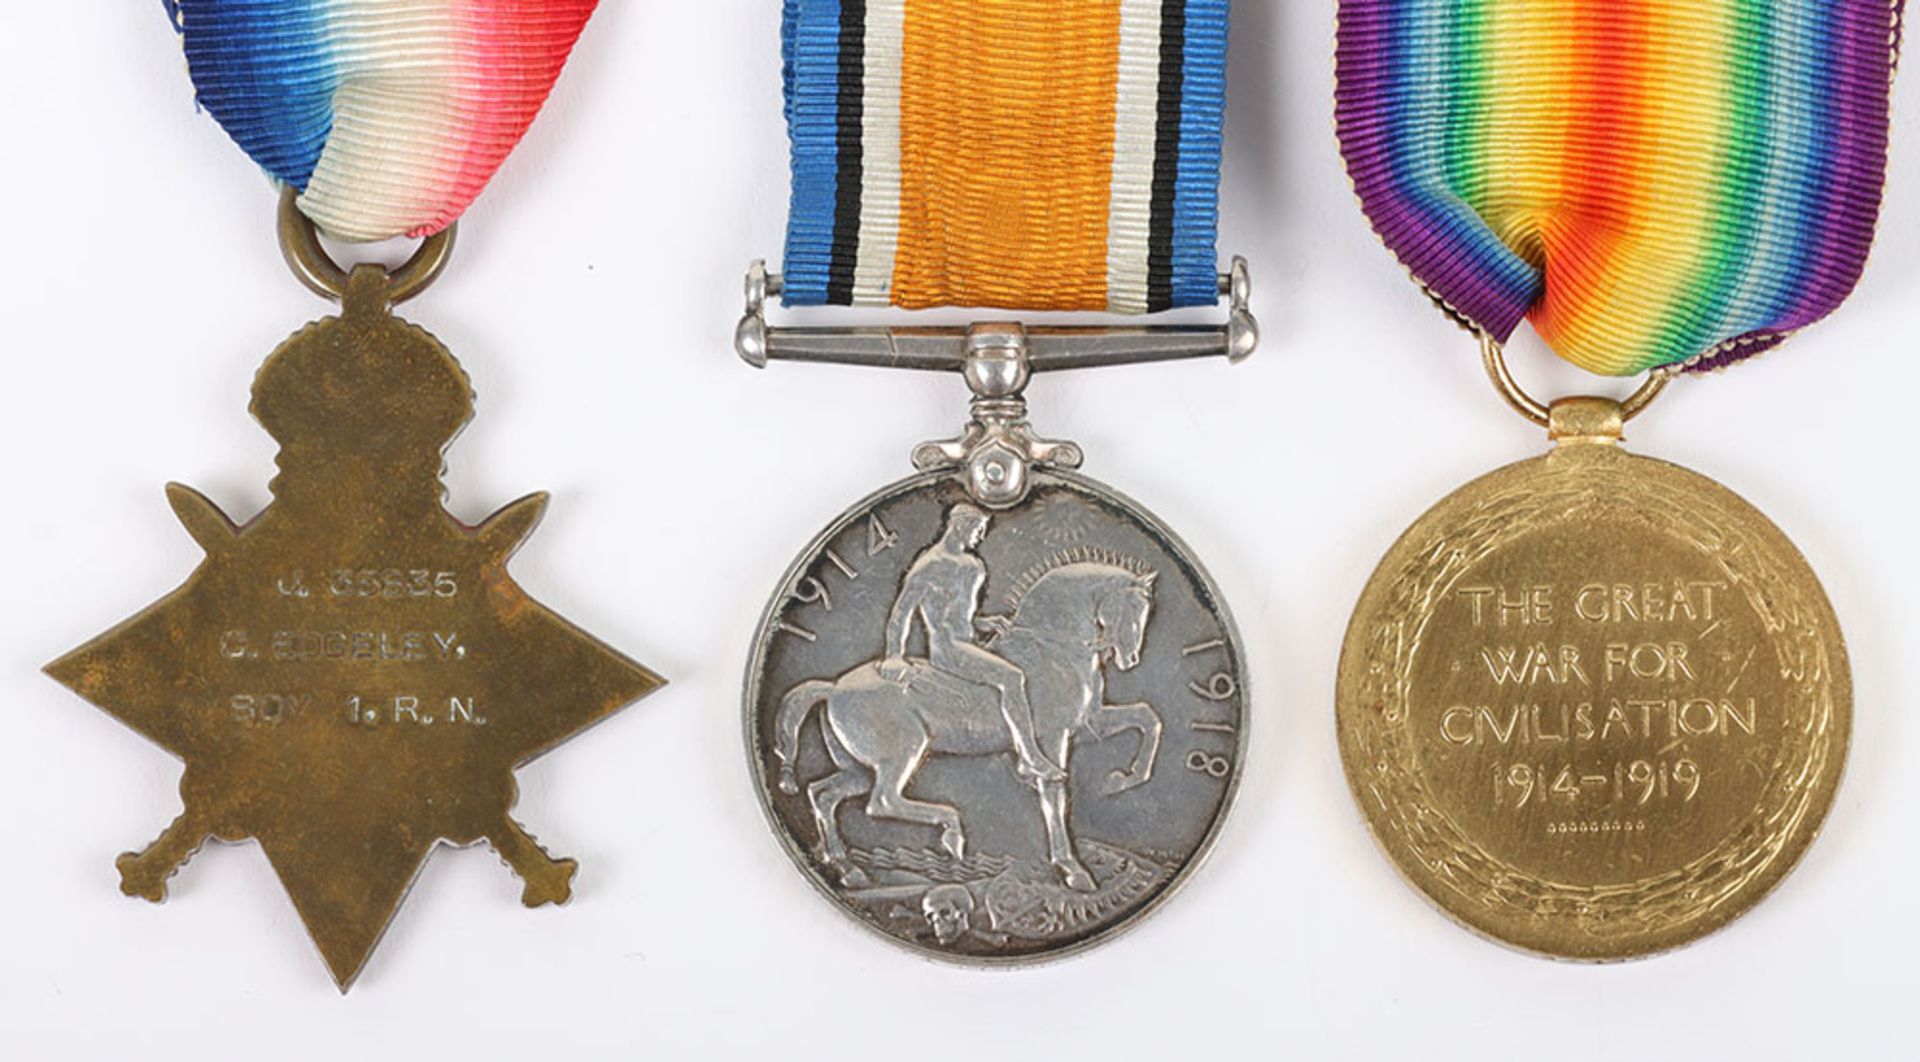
[2,3,1915,1058]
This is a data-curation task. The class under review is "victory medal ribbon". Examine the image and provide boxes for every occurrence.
[1336,0,1903,375]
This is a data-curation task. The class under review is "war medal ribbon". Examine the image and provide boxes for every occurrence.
[779,0,1229,312]
[47,0,663,990]
[738,0,1254,963]
[1331,0,1901,959]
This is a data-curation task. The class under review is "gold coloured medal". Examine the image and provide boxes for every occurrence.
[1337,343,1848,959]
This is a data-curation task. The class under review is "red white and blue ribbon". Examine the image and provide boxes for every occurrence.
[166,0,598,241]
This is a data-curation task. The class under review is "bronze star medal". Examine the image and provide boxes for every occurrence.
[46,265,663,989]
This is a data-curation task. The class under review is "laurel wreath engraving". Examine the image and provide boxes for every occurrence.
[1344,450,1844,953]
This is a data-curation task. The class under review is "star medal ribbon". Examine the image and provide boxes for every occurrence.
[47,1,662,989]
[1331,0,1901,959]
[737,0,1254,962]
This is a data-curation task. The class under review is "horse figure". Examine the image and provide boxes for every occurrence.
[773,553,1163,893]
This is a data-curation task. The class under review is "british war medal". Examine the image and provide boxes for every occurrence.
[737,0,1256,962]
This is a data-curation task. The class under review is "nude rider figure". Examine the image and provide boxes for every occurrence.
[879,504,1066,784]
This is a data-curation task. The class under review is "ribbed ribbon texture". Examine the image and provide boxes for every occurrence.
[781,0,1230,313]
[167,0,598,241]
[1336,0,1902,374]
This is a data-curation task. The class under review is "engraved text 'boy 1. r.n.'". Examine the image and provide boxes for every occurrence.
[738,0,1255,963]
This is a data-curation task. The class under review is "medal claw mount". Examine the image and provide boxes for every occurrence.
[734,257,1258,508]
[907,323,1085,508]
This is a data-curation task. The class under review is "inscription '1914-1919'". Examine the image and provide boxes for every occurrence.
[1423,575,1764,816]
[1338,438,1849,959]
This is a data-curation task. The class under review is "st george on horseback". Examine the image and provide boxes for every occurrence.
[774,504,1164,893]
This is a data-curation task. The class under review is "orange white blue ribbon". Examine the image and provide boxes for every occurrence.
[166,0,598,241]
[781,0,1230,313]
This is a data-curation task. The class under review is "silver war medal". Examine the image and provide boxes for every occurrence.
[737,260,1257,962]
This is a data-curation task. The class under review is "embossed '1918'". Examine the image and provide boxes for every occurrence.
[747,470,1246,964]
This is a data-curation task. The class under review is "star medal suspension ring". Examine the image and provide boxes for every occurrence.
[1331,0,1901,960]
[46,1,662,990]
[738,0,1254,963]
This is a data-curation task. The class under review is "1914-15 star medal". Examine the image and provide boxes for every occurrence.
[46,266,663,989]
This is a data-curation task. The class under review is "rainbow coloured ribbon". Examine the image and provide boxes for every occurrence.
[165,0,598,242]
[781,0,1230,313]
[1336,1,1902,375]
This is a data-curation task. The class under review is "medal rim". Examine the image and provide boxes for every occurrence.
[1335,444,1852,962]
[742,466,1251,967]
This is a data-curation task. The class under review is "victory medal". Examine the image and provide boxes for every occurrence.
[739,0,1253,962]
[1331,0,1898,958]
[47,2,660,989]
